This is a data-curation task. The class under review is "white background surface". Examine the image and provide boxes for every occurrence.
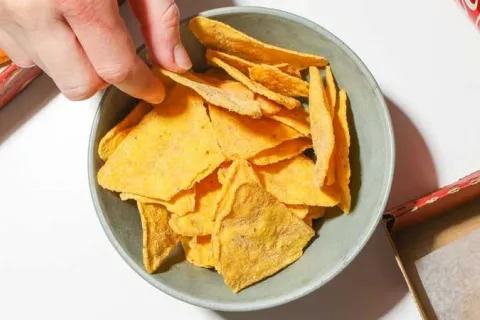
[1,0,479,319]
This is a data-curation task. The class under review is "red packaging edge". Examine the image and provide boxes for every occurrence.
[0,63,43,110]
[456,0,480,30]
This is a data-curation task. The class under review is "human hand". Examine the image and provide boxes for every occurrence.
[0,0,192,104]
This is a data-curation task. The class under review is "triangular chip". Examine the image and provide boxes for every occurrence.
[249,64,309,97]
[98,85,225,200]
[159,69,262,118]
[137,202,181,274]
[325,66,338,186]
[189,16,327,69]
[275,63,302,78]
[267,107,310,137]
[98,101,152,161]
[213,183,315,293]
[303,207,326,227]
[214,160,260,221]
[335,89,352,213]
[255,95,282,115]
[208,56,301,109]
[309,66,335,187]
[206,49,255,75]
[208,104,302,160]
[249,138,312,166]
[286,204,310,219]
[120,187,196,216]
[181,236,215,268]
[169,172,222,236]
[254,155,340,206]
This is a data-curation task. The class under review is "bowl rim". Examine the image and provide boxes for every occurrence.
[88,5,395,312]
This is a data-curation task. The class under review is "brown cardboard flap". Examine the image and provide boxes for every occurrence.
[392,197,480,319]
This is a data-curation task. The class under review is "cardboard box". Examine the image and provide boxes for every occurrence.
[384,171,480,319]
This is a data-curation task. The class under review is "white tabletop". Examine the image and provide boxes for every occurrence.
[1,0,479,319]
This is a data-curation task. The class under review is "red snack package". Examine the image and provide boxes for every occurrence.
[457,0,480,29]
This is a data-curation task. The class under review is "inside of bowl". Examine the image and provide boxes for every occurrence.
[90,8,393,310]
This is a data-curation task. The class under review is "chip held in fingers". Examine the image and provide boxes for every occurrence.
[96,16,353,294]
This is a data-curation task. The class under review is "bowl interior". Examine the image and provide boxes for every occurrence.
[89,7,394,311]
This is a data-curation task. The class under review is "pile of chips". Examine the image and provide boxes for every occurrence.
[97,16,351,293]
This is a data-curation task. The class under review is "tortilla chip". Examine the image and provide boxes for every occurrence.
[255,95,282,115]
[213,183,314,293]
[206,49,255,75]
[208,104,302,160]
[98,85,225,201]
[275,63,302,78]
[181,236,216,268]
[0,48,10,65]
[120,188,196,216]
[335,89,352,213]
[98,101,152,161]
[208,56,301,110]
[159,69,262,118]
[137,202,181,274]
[168,172,222,236]
[249,138,312,166]
[214,160,260,221]
[325,66,338,186]
[254,155,340,206]
[203,68,233,81]
[189,16,327,69]
[309,66,335,187]
[249,64,309,97]
[303,207,326,227]
[286,204,310,219]
[267,107,310,137]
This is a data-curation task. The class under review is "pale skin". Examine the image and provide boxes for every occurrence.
[0,0,192,104]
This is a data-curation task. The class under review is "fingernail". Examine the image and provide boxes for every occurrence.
[148,79,166,104]
[174,44,192,71]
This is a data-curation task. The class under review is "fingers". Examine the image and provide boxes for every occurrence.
[129,0,192,72]
[27,19,104,100]
[0,30,34,68]
[62,0,165,104]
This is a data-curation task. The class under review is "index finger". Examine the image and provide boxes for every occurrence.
[60,0,165,104]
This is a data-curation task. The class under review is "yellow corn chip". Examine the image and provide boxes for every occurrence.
[203,68,233,81]
[325,66,338,186]
[168,172,222,236]
[213,183,314,293]
[208,56,301,109]
[120,188,196,216]
[303,207,326,227]
[214,160,260,221]
[286,204,310,219]
[137,202,181,274]
[98,85,225,201]
[325,66,337,111]
[255,95,282,115]
[267,107,311,137]
[249,138,312,166]
[160,69,262,118]
[309,66,335,187]
[275,63,302,78]
[255,155,340,206]
[98,101,152,161]
[206,49,255,74]
[208,104,302,160]
[181,236,216,268]
[335,89,351,213]
[249,64,309,97]
[189,16,327,69]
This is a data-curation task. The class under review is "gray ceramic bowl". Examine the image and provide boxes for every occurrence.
[88,6,394,312]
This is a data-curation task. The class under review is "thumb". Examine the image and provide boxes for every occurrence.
[130,0,192,72]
